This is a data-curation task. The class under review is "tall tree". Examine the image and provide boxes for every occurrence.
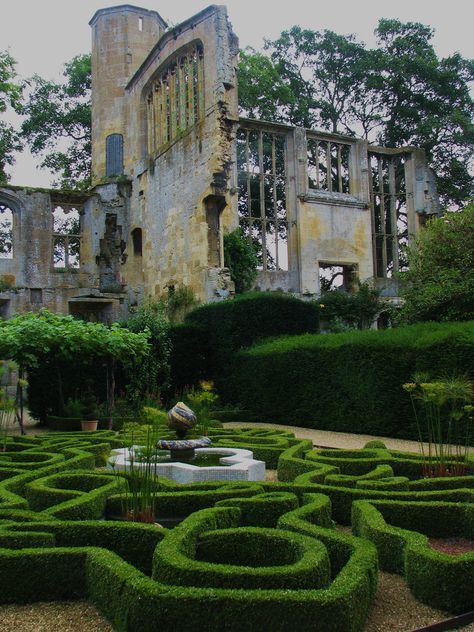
[239,20,474,208]
[374,19,474,207]
[21,54,91,190]
[0,50,22,184]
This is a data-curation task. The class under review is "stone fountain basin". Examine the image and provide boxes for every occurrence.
[109,447,266,483]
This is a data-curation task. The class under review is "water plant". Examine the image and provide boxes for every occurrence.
[0,362,15,450]
[116,424,160,523]
[403,373,473,476]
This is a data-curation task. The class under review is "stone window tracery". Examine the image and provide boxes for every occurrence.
[52,204,81,269]
[307,136,351,194]
[369,152,407,278]
[0,203,13,259]
[236,127,288,272]
[146,43,204,154]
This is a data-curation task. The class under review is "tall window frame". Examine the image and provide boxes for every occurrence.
[52,204,82,270]
[0,202,14,259]
[146,42,205,155]
[236,125,289,272]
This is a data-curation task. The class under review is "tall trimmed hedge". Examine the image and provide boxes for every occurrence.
[170,293,319,391]
[224,321,474,440]
[168,323,210,391]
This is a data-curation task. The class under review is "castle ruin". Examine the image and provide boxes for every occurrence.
[0,4,440,323]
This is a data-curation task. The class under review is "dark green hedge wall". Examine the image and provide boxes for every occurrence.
[223,321,474,440]
[170,293,319,392]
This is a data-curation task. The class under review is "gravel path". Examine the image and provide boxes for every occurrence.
[224,421,474,453]
[0,601,113,632]
[365,572,469,632]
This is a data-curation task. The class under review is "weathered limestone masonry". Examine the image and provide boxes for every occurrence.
[0,3,440,323]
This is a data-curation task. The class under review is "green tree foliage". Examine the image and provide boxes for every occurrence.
[318,283,388,331]
[0,310,149,431]
[237,50,294,122]
[0,50,22,183]
[123,300,171,408]
[223,227,259,294]
[21,54,91,190]
[239,21,474,208]
[398,204,474,323]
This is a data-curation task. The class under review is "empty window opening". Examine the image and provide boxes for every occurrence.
[138,16,143,31]
[236,126,288,271]
[369,153,407,278]
[377,311,391,330]
[146,43,204,154]
[131,227,143,256]
[52,205,81,269]
[319,263,358,293]
[307,137,351,194]
[204,196,226,267]
[30,288,43,304]
[0,203,13,259]
[105,134,124,177]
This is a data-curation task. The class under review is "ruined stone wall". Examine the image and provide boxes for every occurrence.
[0,3,440,325]
[0,186,126,322]
[117,5,238,303]
[233,120,437,297]
[294,131,374,296]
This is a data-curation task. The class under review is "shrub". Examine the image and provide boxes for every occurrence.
[225,321,474,440]
[183,292,319,390]
[318,283,388,331]
[223,228,259,294]
[168,323,210,392]
[398,203,474,323]
[122,300,171,407]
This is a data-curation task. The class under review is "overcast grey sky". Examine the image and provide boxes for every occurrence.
[1,0,473,186]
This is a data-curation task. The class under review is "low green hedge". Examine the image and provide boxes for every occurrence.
[0,500,377,632]
[46,416,131,431]
[26,471,128,520]
[0,548,88,603]
[224,320,474,440]
[1,427,473,629]
[216,492,299,527]
[352,499,474,612]
[153,506,330,590]
[325,464,394,487]
[275,443,474,522]
[210,428,299,469]
[5,520,166,575]
[107,482,264,520]
[277,440,339,482]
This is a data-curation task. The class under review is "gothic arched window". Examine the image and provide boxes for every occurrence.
[0,203,13,259]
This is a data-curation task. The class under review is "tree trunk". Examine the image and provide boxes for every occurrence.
[14,367,25,435]
[56,362,65,414]
[107,359,115,430]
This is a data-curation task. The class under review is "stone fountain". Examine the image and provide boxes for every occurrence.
[109,402,265,482]
[156,402,211,461]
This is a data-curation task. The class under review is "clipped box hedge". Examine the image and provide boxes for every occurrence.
[224,320,474,440]
[1,426,474,629]
[352,499,474,613]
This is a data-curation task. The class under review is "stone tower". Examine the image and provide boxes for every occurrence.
[89,4,167,184]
